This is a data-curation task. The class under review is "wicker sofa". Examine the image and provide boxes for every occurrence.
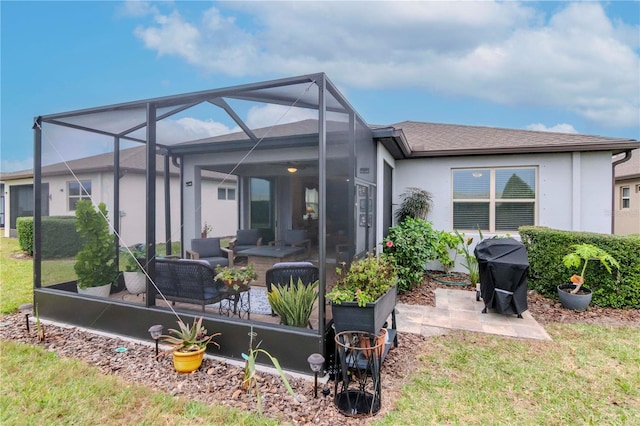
[155,258,228,312]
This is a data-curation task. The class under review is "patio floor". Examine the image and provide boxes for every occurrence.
[395,288,552,341]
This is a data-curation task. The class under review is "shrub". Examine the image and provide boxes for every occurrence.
[520,226,640,308]
[17,216,84,258]
[383,218,439,292]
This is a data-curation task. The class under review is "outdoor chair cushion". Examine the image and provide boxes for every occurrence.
[186,238,233,268]
[231,229,263,253]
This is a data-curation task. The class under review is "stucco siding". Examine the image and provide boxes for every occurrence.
[393,152,613,235]
[614,177,640,235]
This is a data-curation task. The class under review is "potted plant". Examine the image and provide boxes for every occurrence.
[121,246,146,295]
[74,200,118,297]
[214,264,257,291]
[159,316,220,373]
[558,243,620,310]
[327,251,398,335]
[267,278,319,328]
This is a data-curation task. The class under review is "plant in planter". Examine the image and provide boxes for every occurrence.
[559,243,620,310]
[159,316,220,373]
[327,252,398,337]
[121,246,146,295]
[74,200,118,297]
[267,278,319,328]
[214,264,257,291]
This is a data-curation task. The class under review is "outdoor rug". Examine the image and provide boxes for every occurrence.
[207,287,272,315]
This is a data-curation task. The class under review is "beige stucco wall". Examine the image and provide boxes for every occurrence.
[614,178,640,235]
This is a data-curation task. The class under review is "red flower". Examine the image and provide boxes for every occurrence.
[386,241,393,248]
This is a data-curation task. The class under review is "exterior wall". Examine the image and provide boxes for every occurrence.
[2,171,234,246]
[376,143,396,246]
[393,151,614,272]
[614,177,640,235]
[394,151,613,236]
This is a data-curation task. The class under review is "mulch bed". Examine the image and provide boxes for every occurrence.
[1,273,638,425]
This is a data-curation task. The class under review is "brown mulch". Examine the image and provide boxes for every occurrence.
[1,273,638,425]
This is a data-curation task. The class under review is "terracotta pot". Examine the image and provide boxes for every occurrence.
[172,347,206,373]
[360,329,386,358]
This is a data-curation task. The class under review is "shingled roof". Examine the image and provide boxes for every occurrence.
[614,149,640,180]
[378,121,639,158]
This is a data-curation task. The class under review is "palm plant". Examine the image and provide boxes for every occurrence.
[395,187,433,222]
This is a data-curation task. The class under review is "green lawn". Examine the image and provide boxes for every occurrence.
[2,236,639,425]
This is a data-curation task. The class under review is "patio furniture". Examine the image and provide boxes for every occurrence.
[155,258,227,312]
[228,229,263,254]
[239,246,307,286]
[265,262,319,315]
[155,258,250,317]
[186,238,233,268]
[269,229,311,257]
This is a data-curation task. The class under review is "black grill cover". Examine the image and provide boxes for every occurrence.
[474,238,529,315]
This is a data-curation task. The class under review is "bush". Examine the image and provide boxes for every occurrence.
[16,217,34,254]
[383,218,439,292]
[520,226,640,308]
[16,216,83,259]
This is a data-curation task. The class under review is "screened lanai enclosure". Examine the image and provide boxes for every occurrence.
[33,73,380,372]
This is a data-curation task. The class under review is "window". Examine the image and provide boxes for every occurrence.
[453,167,536,232]
[217,187,236,200]
[621,186,630,209]
[68,180,91,211]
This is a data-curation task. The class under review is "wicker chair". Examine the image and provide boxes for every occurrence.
[265,262,319,316]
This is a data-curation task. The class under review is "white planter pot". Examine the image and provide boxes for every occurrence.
[77,283,112,298]
[124,272,146,295]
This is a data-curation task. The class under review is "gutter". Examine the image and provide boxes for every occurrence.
[611,150,633,233]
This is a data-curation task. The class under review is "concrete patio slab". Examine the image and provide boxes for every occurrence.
[395,288,552,341]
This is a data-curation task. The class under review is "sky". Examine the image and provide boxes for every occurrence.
[1,0,639,173]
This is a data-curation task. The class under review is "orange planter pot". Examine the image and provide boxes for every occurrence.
[172,347,206,373]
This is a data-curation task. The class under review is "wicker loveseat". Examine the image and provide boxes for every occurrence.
[155,258,227,312]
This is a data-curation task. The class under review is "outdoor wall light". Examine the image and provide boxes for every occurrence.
[18,303,33,333]
[287,167,298,173]
[148,324,163,358]
[307,353,325,398]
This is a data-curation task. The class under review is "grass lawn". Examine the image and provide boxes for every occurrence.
[1,236,639,424]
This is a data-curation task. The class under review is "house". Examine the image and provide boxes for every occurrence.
[26,73,640,372]
[613,149,640,235]
[0,147,237,243]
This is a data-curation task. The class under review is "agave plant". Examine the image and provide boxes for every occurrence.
[159,317,220,353]
[267,278,319,327]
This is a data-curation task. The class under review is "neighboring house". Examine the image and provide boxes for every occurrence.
[613,149,640,235]
[0,147,237,244]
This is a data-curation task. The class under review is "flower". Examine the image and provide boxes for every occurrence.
[386,241,394,248]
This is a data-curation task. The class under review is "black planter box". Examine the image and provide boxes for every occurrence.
[331,285,397,334]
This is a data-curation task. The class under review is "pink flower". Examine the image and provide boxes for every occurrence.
[386,241,393,248]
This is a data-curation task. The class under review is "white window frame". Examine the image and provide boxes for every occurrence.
[452,166,537,232]
[217,187,236,200]
[68,180,92,211]
[621,186,630,209]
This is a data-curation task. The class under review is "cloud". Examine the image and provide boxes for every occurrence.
[0,157,34,173]
[526,123,578,134]
[130,1,639,128]
[118,0,160,18]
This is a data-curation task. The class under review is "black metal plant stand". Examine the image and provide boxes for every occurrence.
[334,331,383,417]
[218,285,251,319]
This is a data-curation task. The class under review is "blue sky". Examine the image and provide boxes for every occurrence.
[1,0,639,173]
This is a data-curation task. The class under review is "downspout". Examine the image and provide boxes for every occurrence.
[612,150,632,233]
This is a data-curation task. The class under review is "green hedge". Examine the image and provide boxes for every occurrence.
[519,226,640,308]
[16,216,85,259]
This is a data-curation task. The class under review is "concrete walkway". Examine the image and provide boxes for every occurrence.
[395,288,552,341]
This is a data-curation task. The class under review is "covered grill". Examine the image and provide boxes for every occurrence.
[474,238,529,317]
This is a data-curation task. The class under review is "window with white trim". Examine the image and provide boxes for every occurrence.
[452,167,537,232]
[217,187,236,200]
[621,186,630,209]
[68,180,91,211]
